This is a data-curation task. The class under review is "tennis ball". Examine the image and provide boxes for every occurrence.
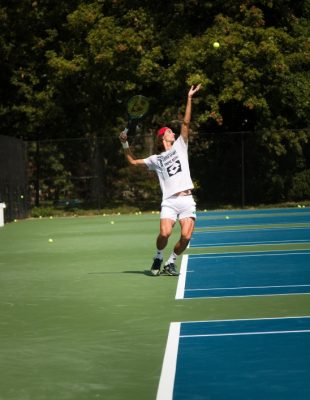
[48,238,53,243]
[225,216,230,219]
[213,41,220,48]
[110,221,115,225]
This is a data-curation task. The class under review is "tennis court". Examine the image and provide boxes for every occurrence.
[1,208,310,399]
[158,207,310,399]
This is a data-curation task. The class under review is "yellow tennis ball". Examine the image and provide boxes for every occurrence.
[48,238,53,243]
[213,41,220,48]
[110,221,115,225]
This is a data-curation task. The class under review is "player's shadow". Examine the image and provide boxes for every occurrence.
[88,270,153,276]
[123,270,154,276]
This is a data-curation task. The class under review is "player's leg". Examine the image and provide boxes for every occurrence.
[163,196,196,276]
[151,218,174,276]
[157,218,175,250]
[174,216,195,255]
[151,200,177,276]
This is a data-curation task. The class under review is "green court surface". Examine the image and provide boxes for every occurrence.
[0,212,310,400]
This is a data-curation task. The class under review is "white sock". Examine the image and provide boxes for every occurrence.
[166,252,177,265]
[155,249,163,260]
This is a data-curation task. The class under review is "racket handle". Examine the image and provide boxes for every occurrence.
[123,128,129,134]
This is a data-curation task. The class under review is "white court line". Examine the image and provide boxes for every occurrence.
[175,255,188,300]
[182,291,310,300]
[195,226,310,234]
[180,329,310,339]
[191,239,310,248]
[189,251,310,259]
[180,315,310,324]
[186,284,310,292]
[156,322,180,400]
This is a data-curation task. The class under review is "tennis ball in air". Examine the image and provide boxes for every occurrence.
[110,221,115,225]
[213,41,220,48]
[225,216,230,219]
[48,238,53,243]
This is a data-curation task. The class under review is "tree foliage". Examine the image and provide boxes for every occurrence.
[0,0,309,206]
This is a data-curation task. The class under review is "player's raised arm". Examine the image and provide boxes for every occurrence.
[181,84,201,142]
[119,132,146,167]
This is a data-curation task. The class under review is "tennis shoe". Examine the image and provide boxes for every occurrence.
[151,258,162,276]
[163,263,179,276]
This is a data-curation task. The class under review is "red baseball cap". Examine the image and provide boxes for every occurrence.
[157,127,170,137]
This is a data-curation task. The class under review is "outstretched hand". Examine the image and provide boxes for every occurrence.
[188,84,201,98]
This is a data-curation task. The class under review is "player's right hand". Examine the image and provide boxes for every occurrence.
[119,131,127,142]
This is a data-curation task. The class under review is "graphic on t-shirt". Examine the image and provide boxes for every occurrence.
[167,160,181,176]
[158,149,182,179]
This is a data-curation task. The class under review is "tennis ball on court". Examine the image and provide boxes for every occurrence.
[48,238,53,243]
[213,41,220,48]
[110,221,115,225]
[225,216,230,219]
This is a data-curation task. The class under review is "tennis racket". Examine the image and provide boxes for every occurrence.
[123,95,150,135]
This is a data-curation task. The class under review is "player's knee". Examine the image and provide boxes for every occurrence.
[160,229,172,240]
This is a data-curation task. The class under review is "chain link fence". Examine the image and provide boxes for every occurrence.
[0,135,28,222]
[1,130,309,223]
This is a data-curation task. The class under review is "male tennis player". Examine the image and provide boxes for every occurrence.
[119,84,201,275]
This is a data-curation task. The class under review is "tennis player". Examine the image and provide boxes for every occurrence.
[119,84,201,275]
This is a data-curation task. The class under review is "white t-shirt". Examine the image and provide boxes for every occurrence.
[143,135,194,200]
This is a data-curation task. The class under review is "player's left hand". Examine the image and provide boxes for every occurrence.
[188,84,201,98]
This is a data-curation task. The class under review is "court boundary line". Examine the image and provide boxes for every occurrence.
[176,255,188,300]
[195,226,310,234]
[180,329,310,338]
[187,247,310,256]
[156,322,180,400]
[179,315,310,325]
[181,291,310,300]
[186,284,310,292]
[188,250,310,260]
[190,239,310,248]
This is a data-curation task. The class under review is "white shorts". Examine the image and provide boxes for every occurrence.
[160,195,196,222]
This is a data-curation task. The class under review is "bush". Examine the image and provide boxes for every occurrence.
[288,169,310,200]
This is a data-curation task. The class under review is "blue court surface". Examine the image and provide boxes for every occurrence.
[195,207,310,229]
[176,250,310,299]
[157,208,310,399]
[157,317,310,400]
[190,226,310,247]
[177,208,310,299]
